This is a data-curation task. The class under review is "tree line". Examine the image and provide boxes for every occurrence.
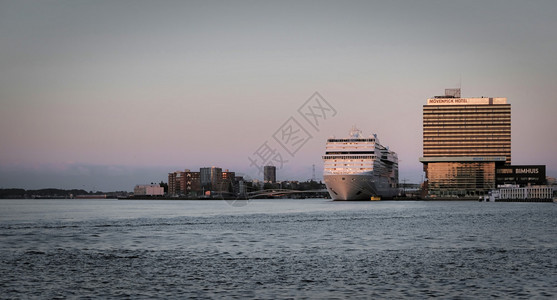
[0,188,129,199]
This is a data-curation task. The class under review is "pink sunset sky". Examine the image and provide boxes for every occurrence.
[1,1,556,191]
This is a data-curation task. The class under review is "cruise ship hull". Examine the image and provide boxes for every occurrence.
[324,174,398,201]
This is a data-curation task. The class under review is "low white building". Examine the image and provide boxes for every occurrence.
[134,184,164,196]
[484,185,553,202]
[498,185,553,200]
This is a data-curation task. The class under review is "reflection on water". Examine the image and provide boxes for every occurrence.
[1,199,556,298]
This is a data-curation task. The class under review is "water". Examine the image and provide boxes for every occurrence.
[1,199,556,298]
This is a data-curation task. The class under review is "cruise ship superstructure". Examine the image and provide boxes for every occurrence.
[323,126,399,200]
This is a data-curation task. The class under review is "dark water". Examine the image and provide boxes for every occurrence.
[1,199,556,299]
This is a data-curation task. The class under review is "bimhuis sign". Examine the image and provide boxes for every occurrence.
[496,165,546,185]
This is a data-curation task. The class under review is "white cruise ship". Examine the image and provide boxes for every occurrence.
[323,126,399,200]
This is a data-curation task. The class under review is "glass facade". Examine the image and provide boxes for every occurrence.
[425,162,497,197]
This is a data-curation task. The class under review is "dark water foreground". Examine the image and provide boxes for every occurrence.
[1,199,556,298]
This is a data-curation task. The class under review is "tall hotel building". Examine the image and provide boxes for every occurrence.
[420,89,511,198]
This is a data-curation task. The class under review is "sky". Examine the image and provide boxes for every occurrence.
[1,0,556,191]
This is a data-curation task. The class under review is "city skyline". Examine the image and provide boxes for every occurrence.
[1,1,556,191]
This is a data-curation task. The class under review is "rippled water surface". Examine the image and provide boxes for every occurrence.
[1,199,556,298]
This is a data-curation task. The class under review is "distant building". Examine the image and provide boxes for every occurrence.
[236,176,247,196]
[169,167,242,196]
[420,89,511,198]
[168,170,201,196]
[221,169,236,193]
[264,165,276,183]
[168,171,184,196]
[134,184,164,196]
[200,167,222,190]
[184,170,201,195]
[222,169,236,182]
[484,185,553,202]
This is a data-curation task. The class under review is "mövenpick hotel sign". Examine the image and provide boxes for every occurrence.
[427,97,507,105]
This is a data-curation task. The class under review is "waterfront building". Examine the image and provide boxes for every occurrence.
[184,170,201,195]
[200,167,222,190]
[168,169,201,196]
[222,170,236,182]
[168,171,185,196]
[220,169,236,193]
[264,166,277,183]
[420,89,511,198]
[498,185,553,201]
[483,185,553,202]
[134,184,164,196]
[169,167,240,196]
